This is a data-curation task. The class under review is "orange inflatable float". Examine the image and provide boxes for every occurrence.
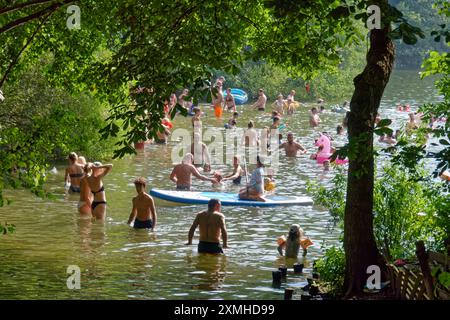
[162,118,173,129]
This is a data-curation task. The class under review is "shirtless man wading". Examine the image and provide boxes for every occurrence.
[252,88,267,111]
[186,199,228,254]
[170,153,217,190]
[279,132,307,157]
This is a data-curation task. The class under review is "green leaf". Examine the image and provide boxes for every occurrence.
[376,119,393,128]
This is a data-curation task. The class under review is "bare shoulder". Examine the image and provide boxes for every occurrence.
[144,193,154,202]
[214,211,225,220]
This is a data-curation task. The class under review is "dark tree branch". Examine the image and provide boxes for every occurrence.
[0,0,73,35]
[0,9,55,88]
[0,0,58,16]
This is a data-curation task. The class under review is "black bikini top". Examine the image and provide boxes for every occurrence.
[91,185,105,195]
[69,173,84,178]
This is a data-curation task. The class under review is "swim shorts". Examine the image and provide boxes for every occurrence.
[198,241,224,254]
[134,219,153,229]
[214,105,223,118]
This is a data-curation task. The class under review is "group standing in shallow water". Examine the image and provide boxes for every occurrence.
[66,86,431,255]
[65,152,113,221]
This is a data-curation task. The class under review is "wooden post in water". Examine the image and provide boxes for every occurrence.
[278,266,287,278]
[284,288,294,300]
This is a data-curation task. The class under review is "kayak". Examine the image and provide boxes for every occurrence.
[223,88,248,105]
[150,188,313,207]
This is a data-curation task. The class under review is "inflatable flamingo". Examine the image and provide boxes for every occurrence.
[314,134,348,165]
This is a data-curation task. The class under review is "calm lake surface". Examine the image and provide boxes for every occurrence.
[0,70,442,299]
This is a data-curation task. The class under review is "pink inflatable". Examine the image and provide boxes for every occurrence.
[314,134,348,165]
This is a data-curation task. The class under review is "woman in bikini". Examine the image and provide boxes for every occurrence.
[85,162,113,220]
[64,152,84,193]
[225,88,236,112]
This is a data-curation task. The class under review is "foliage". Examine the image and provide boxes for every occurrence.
[373,166,443,260]
[0,222,16,235]
[390,0,448,68]
[309,164,449,261]
[307,169,347,222]
[314,246,346,297]
[215,43,367,103]
[0,59,115,206]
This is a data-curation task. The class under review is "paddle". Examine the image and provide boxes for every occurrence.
[242,154,250,194]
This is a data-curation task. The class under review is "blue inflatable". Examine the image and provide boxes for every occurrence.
[223,88,248,105]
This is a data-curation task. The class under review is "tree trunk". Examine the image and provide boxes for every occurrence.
[343,23,395,298]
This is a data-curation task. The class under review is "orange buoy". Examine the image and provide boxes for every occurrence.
[277,235,286,246]
[162,118,173,129]
[300,238,313,249]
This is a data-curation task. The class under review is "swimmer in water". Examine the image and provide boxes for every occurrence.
[406,112,419,132]
[279,132,307,157]
[222,155,246,185]
[225,112,239,129]
[273,93,287,115]
[225,88,236,112]
[170,153,217,191]
[127,177,157,230]
[77,156,93,218]
[65,152,84,193]
[85,161,113,221]
[277,224,312,258]
[309,107,321,128]
[186,199,228,254]
[252,88,267,111]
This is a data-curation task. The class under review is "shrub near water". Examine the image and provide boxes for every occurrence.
[309,164,450,294]
[314,246,346,297]
[0,62,115,205]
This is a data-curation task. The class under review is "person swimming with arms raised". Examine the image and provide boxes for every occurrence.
[127,177,157,230]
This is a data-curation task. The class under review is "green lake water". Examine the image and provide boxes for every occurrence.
[0,70,442,299]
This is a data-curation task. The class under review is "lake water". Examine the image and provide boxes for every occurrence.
[0,70,442,299]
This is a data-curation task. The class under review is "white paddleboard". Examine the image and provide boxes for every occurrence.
[150,189,313,207]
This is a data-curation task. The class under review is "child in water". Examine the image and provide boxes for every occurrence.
[277,224,313,258]
[273,93,287,115]
[225,112,239,129]
[127,177,157,230]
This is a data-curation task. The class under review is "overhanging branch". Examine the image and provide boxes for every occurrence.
[0,9,55,88]
[0,0,73,35]
[0,0,58,16]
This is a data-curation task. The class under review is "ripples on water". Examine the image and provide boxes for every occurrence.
[0,70,442,299]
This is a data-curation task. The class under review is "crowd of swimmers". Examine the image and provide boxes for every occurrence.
[65,155,309,256]
[64,77,449,255]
